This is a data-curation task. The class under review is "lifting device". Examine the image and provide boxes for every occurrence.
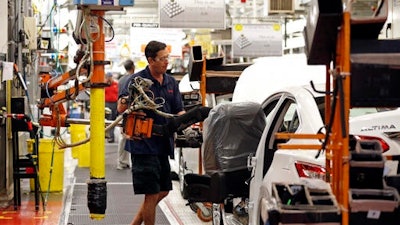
[37,3,212,219]
[37,3,132,220]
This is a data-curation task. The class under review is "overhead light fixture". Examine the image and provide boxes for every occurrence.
[105,10,126,15]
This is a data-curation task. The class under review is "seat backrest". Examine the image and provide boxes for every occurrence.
[203,102,266,173]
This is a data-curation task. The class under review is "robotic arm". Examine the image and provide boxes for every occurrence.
[37,67,86,127]
[37,8,109,128]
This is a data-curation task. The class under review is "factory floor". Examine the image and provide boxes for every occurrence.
[0,141,211,225]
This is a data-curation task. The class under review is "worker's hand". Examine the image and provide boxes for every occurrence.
[117,96,129,114]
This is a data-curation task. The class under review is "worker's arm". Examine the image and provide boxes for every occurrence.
[168,106,211,133]
[177,110,186,116]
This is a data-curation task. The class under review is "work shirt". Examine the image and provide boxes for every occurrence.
[105,80,118,103]
[118,72,134,97]
[119,66,184,156]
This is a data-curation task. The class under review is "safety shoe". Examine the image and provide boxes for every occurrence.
[117,164,130,170]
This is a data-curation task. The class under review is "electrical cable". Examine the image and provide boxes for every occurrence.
[43,138,58,212]
[80,11,100,44]
[129,77,174,118]
[26,151,46,211]
[315,77,339,159]
[36,4,57,35]
[90,13,115,42]
[44,70,61,103]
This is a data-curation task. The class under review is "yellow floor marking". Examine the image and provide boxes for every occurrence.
[0,216,12,219]
[34,215,48,219]
[1,211,17,214]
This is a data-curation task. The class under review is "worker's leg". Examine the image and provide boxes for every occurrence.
[130,191,169,225]
[129,154,172,225]
[131,193,158,225]
[130,154,161,225]
[117,135,130,169]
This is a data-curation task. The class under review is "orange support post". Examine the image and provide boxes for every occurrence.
[200,56,207,109]
[89,9,106,180]
[332,10,351,225]
[198,57,207,175]
[90,11,106,86]
[324,65,332,184]
[86,10,107,220]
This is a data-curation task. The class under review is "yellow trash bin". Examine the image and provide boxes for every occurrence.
[30,139,64,192]
[70,124,90,167]
[78,141,90,168]
[70,124,86,159]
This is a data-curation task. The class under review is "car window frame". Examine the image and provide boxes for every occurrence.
[260,92,297,175]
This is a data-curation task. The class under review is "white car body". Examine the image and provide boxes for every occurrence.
[349,108,400,176]
[247,85,326,225]
[350,108,400,159]
[173,54,325,185]
[176,55,400,224]
[245,84,400,225]
[230,54,400,225]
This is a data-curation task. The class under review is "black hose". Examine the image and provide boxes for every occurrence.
[316,79,339,159]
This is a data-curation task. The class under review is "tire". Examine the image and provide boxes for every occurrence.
[197,202,212,222]
[189,202,198,212]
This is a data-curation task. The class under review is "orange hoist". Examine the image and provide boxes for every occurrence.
[119,76,211,140]
[123,111,153,140]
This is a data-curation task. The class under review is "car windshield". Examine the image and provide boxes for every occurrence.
[315,96,398,120]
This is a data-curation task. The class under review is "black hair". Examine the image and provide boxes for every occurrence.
[145,40,167,59]
[123,59,134,71]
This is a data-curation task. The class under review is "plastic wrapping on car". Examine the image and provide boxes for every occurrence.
[202,102,266,173]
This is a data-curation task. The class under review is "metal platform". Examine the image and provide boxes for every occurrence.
[62,141,210,225]
[0,138,209,225]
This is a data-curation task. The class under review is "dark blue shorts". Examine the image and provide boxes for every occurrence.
[131,154,172,194]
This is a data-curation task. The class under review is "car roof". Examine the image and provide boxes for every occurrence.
[179,74,200,93]
[232,54,327,104]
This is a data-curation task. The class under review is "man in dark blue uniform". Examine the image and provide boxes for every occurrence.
[117,40,185,225]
